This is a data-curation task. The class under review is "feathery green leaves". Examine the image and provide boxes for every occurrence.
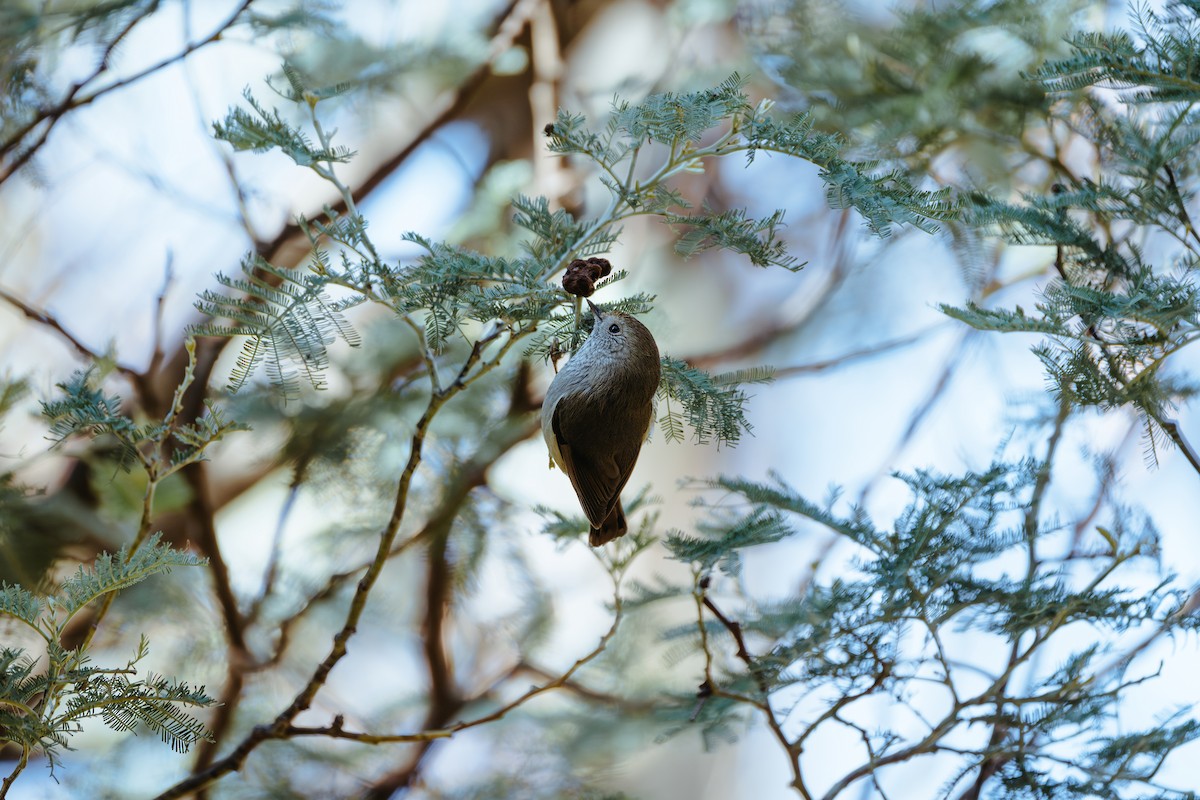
[0,536,213,770]
[193,256,362,397]
[61,667,214,754]
[0,583,42,629]
[1036,3,1200,103]
[214,87,355,167]
[666,207,803,269]
[41,369,142,468]
[666,461,1195,797]
[56,533,205,623]
[942,4,1200,465]
[1,533,206,640]
[39,361,246,477]
[546,73,956,241]
[657,359,774,448]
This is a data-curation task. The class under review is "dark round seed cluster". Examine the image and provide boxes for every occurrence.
[561,257,612,297]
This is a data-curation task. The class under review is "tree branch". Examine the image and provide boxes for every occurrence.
[155,390,448,799]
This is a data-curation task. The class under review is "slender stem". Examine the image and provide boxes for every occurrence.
[164,338,200,429]
[401,315,441,394]
[308,109,380,265]
[695,578,809,799]
[0,745,30,800]
[68,479,159,658]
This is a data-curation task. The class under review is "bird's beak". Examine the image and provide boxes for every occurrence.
[587,299,603,321]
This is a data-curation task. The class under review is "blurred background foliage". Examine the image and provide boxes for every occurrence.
[2,0,1200,798]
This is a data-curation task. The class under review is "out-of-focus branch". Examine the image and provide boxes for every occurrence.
[0,1,255,185]
[160,335,537,797]
[1163,163,1200,250]
[185,460,250,784]
[857,329,978,507]
[253,414,538,673]
[528,0,568,207]
[685,212,856,373]
[1157,416,1200,477]
[0,287,142,382]
[141,256,175,413]
[773,329,938,379]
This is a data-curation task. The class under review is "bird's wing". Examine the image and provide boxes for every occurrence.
[552,400,645,529]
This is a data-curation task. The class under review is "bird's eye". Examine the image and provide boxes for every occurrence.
[609,323,620,334]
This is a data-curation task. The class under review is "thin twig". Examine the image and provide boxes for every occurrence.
[243,473,303,628]
[182,461,248,654]
[514,662,658,713]
[857,329,978,507]
[958,400,1068,800]
[282,595,625,746]
[1094,583,1200,681]
[146,254,175,384]
[528,0,567,207]
[773,328,940,379]
[696,579,808,798]
[254,415,538,672]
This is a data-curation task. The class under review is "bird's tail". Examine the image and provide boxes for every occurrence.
[589,502,627,547]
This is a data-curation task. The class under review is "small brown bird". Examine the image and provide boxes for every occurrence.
[541,301,661,546]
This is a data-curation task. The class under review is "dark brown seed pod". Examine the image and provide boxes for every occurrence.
[562,267,596,297]
[561,257,615,297]
[583,257,612,278]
